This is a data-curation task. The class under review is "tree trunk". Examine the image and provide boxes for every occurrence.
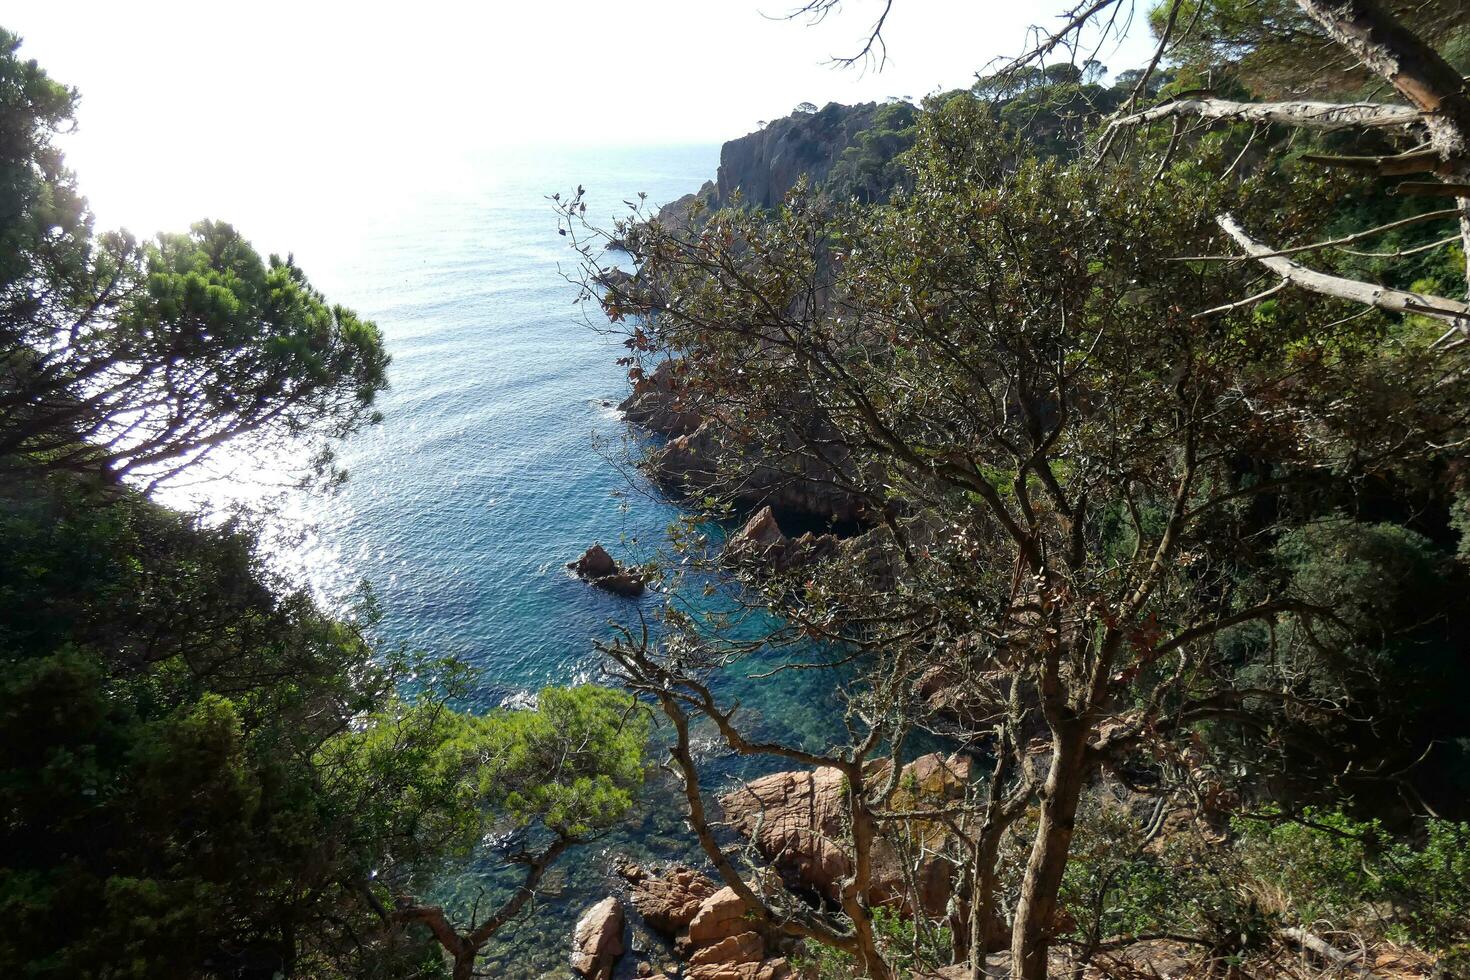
[451,950,476,980]
[846,794,894,980]
[1010,725,1090,980]
[967,826,1009,980]
[1292,0,1470,160]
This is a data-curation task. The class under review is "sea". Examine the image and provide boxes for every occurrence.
[164,145,846,977]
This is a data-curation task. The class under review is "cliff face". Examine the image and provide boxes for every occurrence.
[657,102,885,225]
[714,101,881,208]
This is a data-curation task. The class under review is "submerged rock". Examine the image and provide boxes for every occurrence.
[568,544,647,598]
[571,895,625,980]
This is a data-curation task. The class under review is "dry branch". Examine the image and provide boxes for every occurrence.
[1106,97,1420,137]
[1216,213,1470,332]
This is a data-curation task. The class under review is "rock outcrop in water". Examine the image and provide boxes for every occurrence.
[571,896,625,980]
[722,506,839,575]
[619,358,701,437]
[568,543,647,597]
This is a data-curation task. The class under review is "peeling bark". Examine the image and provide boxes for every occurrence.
[1106,97,1420,137]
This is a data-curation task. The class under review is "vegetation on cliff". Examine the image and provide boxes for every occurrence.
[566,1,1470,977]
[0,29,647,980]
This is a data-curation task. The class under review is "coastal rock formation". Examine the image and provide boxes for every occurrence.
[715,103,886,210]
[593,266,635,291]
[681,888,793,980]
[568,543,647,597]
[644,418,869,526]
[618,862,719,938]
[655,179,718,229]
[687,957,792,980]
[653,100,908,230]
[686,886,752,947]
[619,358,701,437]
[690,931,765,966]
[723,506,840,575]
[717,753,972,916]
[570,896,625,980]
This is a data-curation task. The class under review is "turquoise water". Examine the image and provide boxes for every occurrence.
[198,145,846,975]
[287,146,710,696]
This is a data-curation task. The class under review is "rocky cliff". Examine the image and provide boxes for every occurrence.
[716,101,883,207]
[658,101,898,224]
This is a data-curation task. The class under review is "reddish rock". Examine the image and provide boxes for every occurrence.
[570,896,625,980]
[569,543,617,578]
[619,863,719,938]
[690,931,764,966]
[718,767,852,898]
[723,505,840,575]
[686,887,753,948]
[717,753,971,917]
[568,544,646,598]
[686,958,792,980]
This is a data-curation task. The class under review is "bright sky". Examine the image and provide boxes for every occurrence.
[6,1,1158,239]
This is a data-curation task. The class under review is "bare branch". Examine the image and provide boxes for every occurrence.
[1105,97,1420,139]
[1216,212,1470,332]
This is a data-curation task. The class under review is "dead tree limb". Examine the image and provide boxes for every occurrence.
[1299,148,1444,175]
[1293,0,1470,161]
[1105,98,1420,138]
[1216,212,1470,333]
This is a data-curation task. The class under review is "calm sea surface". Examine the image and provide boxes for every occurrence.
[172,145,845,976]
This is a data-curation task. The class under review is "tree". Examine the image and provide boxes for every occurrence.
[324,685,649,980]
[0,30,651,980]
[796,101,819,114]
[0,29,388,489]
[564,84,1470,979]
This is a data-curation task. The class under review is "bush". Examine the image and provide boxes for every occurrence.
[1236,808,1470,955]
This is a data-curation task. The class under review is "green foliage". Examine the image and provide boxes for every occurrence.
[0,31,387,484]
[1151,0,1468,99]
[1057,800,1273,959]
[0,29,647,979]
[825,100,919,204]
[1237,809,1470,956]
[791,907,952,979]
[323,685,649,856]
[0,469,650,978]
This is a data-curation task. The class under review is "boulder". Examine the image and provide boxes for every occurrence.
[570,543,617,579]
[570,896,625,980]
[686,958,792,980]
[718,753,972,917]
[568,544,646,598]
[619,863,719,938]
[686,887,753,948]
[689,931,764,966]
[723,505,841,575]
[718,768,852,899]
